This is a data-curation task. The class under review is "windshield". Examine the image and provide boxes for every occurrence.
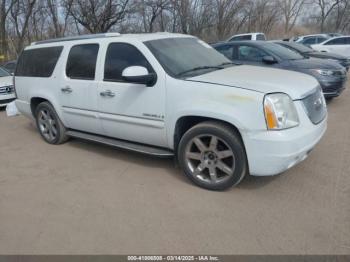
[0,67,10,77]
[264,42,304,60]
[282,42,313,53]
[145,37,231,77]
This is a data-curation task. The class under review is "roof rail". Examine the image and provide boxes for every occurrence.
[32,32,121,45]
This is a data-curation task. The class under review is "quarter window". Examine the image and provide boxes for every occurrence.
[66,44,99,80]
[16,46,63,77]
[104,43,154,82]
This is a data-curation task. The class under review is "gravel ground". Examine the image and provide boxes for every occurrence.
[0,82,349,255]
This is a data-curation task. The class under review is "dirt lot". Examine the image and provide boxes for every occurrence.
[0,84,350,255]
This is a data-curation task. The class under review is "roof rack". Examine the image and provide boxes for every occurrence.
[32,32,121,45]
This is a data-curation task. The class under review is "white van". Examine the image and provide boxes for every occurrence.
[14,32,327,190]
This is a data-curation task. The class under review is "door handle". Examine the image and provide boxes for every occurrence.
[61,86,72,93]
[100,90,115,98]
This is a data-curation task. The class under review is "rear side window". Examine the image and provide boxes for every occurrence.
[325,38,346,45]
[215,45,233,59]
[302,38,317,45]
[229,35,252,41]
[257,34,266,41]
[66,44,99,80]
[16,46,63,77]
[104,43,154,82]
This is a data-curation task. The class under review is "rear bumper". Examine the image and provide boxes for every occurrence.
[242,101,327,176]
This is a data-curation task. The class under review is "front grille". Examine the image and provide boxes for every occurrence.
[301,88,327,124]
[322,80,346,94]
[0,85,14,95]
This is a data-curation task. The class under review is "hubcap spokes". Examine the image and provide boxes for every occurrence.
[38,109,57,141]
[185,135,235,184]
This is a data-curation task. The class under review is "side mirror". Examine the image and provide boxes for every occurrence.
[262,55,277,64]
[122,66,157,87]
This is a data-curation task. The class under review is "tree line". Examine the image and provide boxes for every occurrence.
[1,0,350,61]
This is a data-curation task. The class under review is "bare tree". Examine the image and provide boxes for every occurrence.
[139,0,169,32]
[278,0,306,36]
[314,0,341,32]
[64,0,130,33]
[10,0,37,54]
[0,0,17,60]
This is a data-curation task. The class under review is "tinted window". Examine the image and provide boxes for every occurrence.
[325,38,346,45]
[237,45,267,62]
[66,44,99,80]
[230,35,252,41]
[302,38,317,45]
[279,42,313,53]
[104,43,153,82]
[215,45,233,59]
[256,34,266,41]
[16,46,63,77]
[4,62,15,71]
[317,37,328,44]
[345,37,350,44]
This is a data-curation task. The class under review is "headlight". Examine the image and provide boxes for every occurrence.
[264,93,299,130]
[312,69,333,76]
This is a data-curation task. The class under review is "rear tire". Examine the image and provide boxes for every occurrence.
[35,102,68,144]
[178,121,247,191]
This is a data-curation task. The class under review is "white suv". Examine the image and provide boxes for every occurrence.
[14,32,327,190]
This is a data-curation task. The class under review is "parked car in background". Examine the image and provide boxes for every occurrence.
[14,33,327,190]
[0,66,15,107]
[213,41,347,98]
[1,60,16,74]
[326,33,342,38]
[295,34,329,46]
[227,33,266,42]
[274,41,350,71]
[311,36,350,58]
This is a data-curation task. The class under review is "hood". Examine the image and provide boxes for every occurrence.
[308,51,347,60]
[0,76,13,87]
[188,65,318,100]
[288,57,345,70]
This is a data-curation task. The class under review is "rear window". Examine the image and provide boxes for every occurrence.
[15,46,63,77]
[66,44,99,80]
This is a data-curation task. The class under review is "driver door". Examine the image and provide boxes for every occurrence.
[96,42,167,147]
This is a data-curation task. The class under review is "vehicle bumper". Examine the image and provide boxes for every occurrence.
[319,78,347,98]
[0,94,16,107]
[242,101,327,176]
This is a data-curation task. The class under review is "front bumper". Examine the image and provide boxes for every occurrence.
[242,101,327,176]
[319,78,347,98]
[0,94,16,107]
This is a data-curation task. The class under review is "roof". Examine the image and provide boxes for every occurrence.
[29,32,193,48]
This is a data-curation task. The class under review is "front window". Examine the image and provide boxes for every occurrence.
[145,37,231,78]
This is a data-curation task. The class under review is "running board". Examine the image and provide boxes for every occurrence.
[66,130,174,157]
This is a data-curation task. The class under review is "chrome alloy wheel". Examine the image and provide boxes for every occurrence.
[184,134,236,184]
[38,109,58,142]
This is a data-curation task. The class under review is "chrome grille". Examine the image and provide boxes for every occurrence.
[0,85,14,95]
[301,88,327,124]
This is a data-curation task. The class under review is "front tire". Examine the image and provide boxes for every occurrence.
[35,102,68,144]
[178,121,247,191]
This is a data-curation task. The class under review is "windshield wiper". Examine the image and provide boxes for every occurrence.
[217,61,241,66]
[176,66,223,77]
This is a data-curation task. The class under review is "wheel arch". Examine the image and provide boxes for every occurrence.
[172,115,245,153]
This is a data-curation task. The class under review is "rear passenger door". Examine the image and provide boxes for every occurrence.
[59,43,103,135]
[96,42,167,147]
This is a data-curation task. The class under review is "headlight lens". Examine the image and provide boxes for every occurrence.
[264,93,299,130]
[312,69,333,76]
